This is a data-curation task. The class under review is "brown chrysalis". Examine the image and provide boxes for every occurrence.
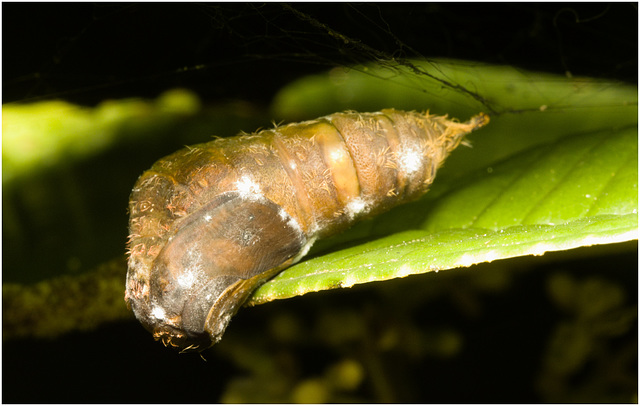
[125,109,489,351]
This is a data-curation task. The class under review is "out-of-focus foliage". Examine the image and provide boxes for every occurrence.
[3,89,201,184]
[537,272,637,402]
[3,257,131,341]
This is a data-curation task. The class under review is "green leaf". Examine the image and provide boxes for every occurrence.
[423,127,638,231]
[271,59,637,125]
[246,60,637,305]
[248,124,638,305]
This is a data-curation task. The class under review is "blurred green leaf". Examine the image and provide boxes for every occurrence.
[2,89,202,185]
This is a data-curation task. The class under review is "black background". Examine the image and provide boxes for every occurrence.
[3,3,637,403]
[4,3,637,106]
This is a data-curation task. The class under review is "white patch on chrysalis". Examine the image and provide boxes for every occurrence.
[329,147,347,163]
[303,217,321,237]
[151,305,166,320]
[291,236,317,265]
[175,247,205,289]
[176,268,198,289]
[345,197,369,219]
[278,207,304,234]
[399,148,422,175]
[235,175,262,198]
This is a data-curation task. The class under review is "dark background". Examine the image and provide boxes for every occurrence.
[3,3,637,403]
[4,3,637,106]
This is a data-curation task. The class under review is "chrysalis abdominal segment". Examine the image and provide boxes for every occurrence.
[125,109,489,351]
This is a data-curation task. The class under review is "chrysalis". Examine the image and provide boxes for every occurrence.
[125,109,489,351]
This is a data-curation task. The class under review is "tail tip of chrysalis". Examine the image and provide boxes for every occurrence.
[470,112,490,131]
